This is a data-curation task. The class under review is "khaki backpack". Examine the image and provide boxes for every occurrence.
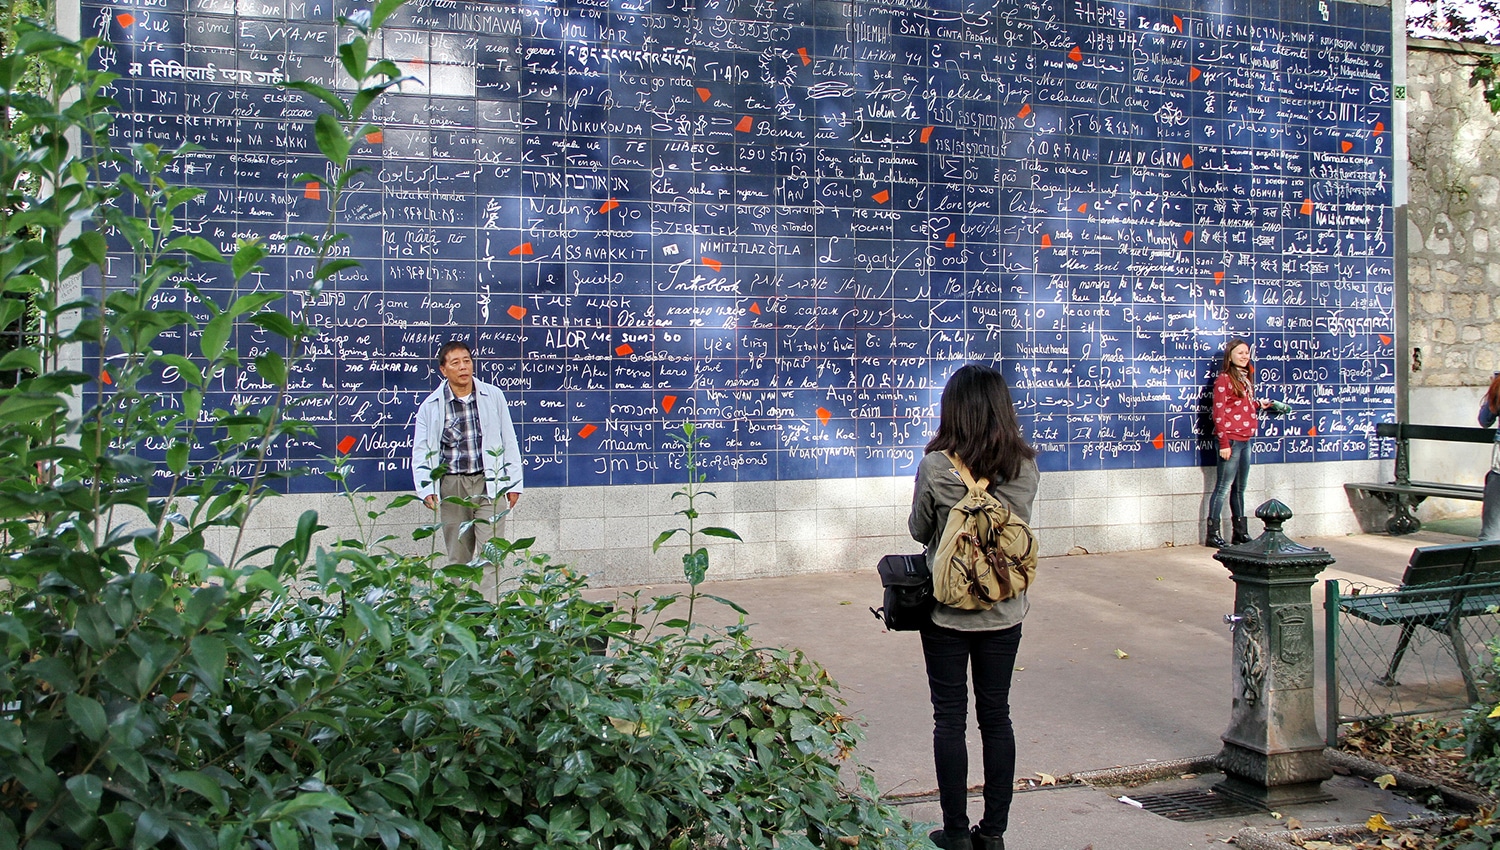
[931,452,1038,610]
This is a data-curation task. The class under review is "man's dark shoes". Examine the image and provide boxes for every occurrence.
[928,828,973,850]
[971,828,1005,850]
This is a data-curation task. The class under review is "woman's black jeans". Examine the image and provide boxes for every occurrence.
[920,621,1022,837]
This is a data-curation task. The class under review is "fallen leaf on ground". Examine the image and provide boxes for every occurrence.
[1114,648,1129,659]
[1366,813,1392,832]
[1035,772,1057,786]
[1375,773,1396,789]
[1285,816,1302,830]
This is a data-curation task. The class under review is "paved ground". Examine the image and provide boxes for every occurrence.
[604,521,1484,849]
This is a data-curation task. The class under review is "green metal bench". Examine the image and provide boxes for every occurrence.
[1344,422,1494,535]
[1338,540,1500,702]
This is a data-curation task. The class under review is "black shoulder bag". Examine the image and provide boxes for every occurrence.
[870,553,933,631]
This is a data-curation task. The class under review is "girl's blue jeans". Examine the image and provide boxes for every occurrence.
[1208,439,1252,525]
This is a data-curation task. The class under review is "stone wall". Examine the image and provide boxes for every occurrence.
[1402,40,1500,519]
[1406,40,1500,385]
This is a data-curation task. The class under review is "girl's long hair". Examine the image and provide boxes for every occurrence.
[1487,373,1500,415]
[1219,337,1252,398]
[925,363,1036,483]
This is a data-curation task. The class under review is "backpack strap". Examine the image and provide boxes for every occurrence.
[944,452,990,493]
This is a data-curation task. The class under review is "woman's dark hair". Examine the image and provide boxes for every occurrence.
[1486,372,1500,415]
[925,363,1036,483]
[1219,337,1252,398]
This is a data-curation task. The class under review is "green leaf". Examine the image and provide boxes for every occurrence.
[313,113,351,168]
[164,235,224,263]
[700,526,742,541]
[0,392,67,422]
[254,351,287,388]
[166,770,230,814]
[231,239,268,280]
[67,774,104,815]
[166,442,189,474]
[281,79,349,118]
[651,529,679,552]
[683,548,709,585]
[268,792,355,818]
[135,809,171,849]
[190,635,227,691]
[201,315,231,361]
[66,694,109,741]
[250,311,297,339]
[313,257,362,282]
[350,599,392,651]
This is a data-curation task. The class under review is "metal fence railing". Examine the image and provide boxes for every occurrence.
[1324,578,1500,745]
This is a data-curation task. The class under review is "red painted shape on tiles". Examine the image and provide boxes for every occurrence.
[507,305,527,320]
[696,87,711,102]
[578,424,597,439]
[365,130,383,144]
[1182,153,1194,168]
[101,369,113,385]
[702,257,722,271]
[117,12,135,26]
[1308,427,1318,437]
[510,242,533,256]
[614,343,633,357]
[1341,140,1353,153]
[945,233,957,248]
[662,395,678,413]
[1078,202,1088,213]
[338,435,356,454]
[1173,14,1183,30]
[872,189,889,204]
[1017,103,1031,119]
[735,115,753,132]
[749,302,762,314]
[1374,121,1385,136]
[1379,334,1393,345]
[816,408,832,426]
[1068,45,1082,62]
[600,198,618,213]
[920,126,934,143]
[1183,230,1194,244]
[1214,270,1225,283]
[1040,234,1052,248]
[304,182,321,199]
[1152,433,1165,450]
[798,47,811,65]
[1189,66,1202,82]
[1300,199,1313,215]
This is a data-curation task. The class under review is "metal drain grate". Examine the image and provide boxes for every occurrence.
[1127,789,1262,822]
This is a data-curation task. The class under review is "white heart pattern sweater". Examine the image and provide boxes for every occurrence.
[1212,372,1259,451]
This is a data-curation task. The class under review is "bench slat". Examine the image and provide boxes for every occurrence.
[1375,422,1497,445]
[1346,481,1484,500]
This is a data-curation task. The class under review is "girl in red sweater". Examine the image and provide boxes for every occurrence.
[1207,338,1272,547]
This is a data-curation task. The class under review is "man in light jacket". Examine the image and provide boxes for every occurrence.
[412,340,523,565]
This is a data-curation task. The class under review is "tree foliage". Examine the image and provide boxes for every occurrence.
[0,6,926,848]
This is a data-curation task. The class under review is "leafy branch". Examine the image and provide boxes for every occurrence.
[652,422,742,629]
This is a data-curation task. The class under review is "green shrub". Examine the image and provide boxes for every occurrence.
[0,7,926,849]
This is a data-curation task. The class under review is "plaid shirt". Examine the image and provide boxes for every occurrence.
[440,385,484,475]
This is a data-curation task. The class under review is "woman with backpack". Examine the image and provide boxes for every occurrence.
[908,363,1039,850]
